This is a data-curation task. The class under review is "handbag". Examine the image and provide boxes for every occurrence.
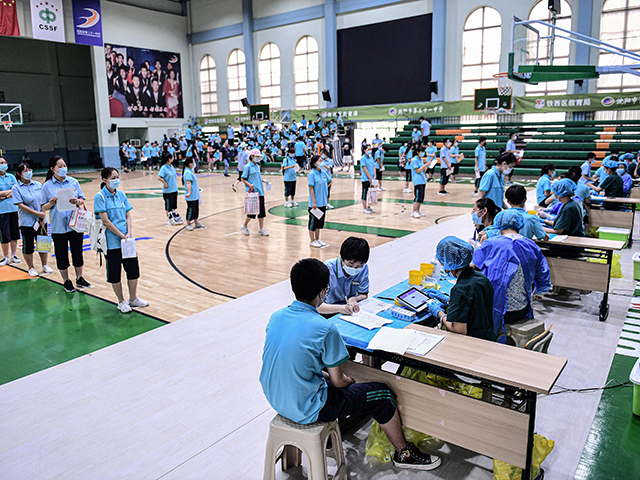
[90,193,108,255]
[35,227,52,253]
[68,203,93,233]
[244,187,260,215]
[368,187,378,206]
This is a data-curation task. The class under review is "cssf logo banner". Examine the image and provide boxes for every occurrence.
[72,0,103,46]
[31,0,65,42]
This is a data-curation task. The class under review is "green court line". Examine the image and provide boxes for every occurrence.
[278,217,413,238]
[379,198,475,208]
[0,277,164,386]
[269,199,359,219]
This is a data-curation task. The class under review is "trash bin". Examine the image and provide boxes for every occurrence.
[631,358,640,417]
[634,252,640,281]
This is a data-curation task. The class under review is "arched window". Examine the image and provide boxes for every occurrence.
[227,49,247,114]
[597,0,640,93]
[200,55,218,116]
[525,0,572,96]
[461,7,502,101]
[259,43,281,109]
[294,36,319,109]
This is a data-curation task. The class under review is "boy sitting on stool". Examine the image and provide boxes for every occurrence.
[259,258,442,471]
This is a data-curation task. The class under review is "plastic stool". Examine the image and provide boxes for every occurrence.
[263,414,347,480]
[505,318,545,348]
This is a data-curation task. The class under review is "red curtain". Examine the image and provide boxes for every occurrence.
[0,0,20,37]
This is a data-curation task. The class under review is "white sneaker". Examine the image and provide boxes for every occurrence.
[195,222,206,229]
[292,201,299,206]
[379,186,386,191]
[310,240,322,248]
[10,255,21,264]
[232,184,237,192]
[472,192,479,197]
[128,297,149,308]
[418,211,426,217]
[411,212,421,218]
[42,265,54,275]
[240,225,250,235]
[117,301,132,313]
[364,208,374,214]
[284,201,291,208]
[186,225,195,231]
[258,228,269,236]
[318,240,327,246]
[403,188,412,193]
[167,218,173,226]
[368,207,376,213]
[28,267,39,277]
[0,257,8,267]
[327,204,334,209]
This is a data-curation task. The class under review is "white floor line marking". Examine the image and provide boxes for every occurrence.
[225,232,239,236]
[133,218,147,222]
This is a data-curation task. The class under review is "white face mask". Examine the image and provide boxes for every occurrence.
[503,167,513,175]
[342,260,364,276]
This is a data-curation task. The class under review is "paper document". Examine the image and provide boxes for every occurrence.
[311,208,324,219]
[549,235,568,242]
[367,327,444,355]
[406,330,445,356]
[56,187,76,212]
[339,311,392,330]
[358,298,391,315]
[121,238,137,259]
[33,219,40,231]
[265,182,273,190]
[293,164,301,173]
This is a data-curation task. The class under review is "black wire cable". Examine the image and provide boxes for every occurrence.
[544,379,633,396]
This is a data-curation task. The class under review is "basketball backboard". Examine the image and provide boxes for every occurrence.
[0,103,23,131]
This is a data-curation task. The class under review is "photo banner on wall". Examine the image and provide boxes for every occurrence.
[31,0,65,43]
[105,44,183,118]
[73,0,103,46]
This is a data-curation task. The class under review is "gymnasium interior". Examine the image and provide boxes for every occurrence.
[1,0,640,478]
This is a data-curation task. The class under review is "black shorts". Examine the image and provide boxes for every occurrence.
[317,380,396,426]
[0,212,19,244]
[422,136,429,145]
[20,226,38,255]
[52,231,84,270]
[475,170,486,188]
[452,164,460,175]
[440,168,449,185]
[186,200,199,221]
[150,156,158,166]
[247,195,266,219]
[361,181,370,201]
[238,170,244,181]
[376,169,383,181]
[427,166,436,175]
[405,169,412,182]
[106,248,140,284]
[308,206,326,231]
[296,156,305,168]
[414,184,425,203]
[163,192,178,211]
[284,181,296,197]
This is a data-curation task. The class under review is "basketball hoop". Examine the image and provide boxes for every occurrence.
[494,72,514,97]
[2,120,12,132]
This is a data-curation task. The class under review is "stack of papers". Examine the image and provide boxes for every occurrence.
[339,311,391,330]
[367,327,444,356]
[358,298,391,315]
[549,235,568,242]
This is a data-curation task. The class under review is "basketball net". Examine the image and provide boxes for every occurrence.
[494,72,513,98]
[2,120,12,132]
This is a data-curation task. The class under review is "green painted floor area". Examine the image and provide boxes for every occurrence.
[0,277,165,386]
[379,198,475,209]
[574,354,640,479]
[278,218,413,238]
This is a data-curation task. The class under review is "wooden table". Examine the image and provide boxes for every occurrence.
[589,196,640,246]
[340,325,566,480]
[535,236,625,321]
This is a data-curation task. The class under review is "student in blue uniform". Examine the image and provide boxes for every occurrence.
[580,152,597,184]
[425,139,437,182]
[420,116,431,145]
[505,185,548,241]
[320,149,335,209]
[536,164,556,207]
[41,156,91,292]
[449,139,464,183]
[472,197,501,243]
[411,126,421,150]
[427,236,496,341]
[94,167,149,313]
[294,136,306,171]
[504,132,518,185]
[542,178,585,237]
[259,258,442,471]
[240,148,270,236]
[360,145,376,214]
[157,152,182,226]
[0,155,20,266]
[141,140,152,173]
[282,145,298,207]
[410,146,428,218]
[182,157,205,231]
[398,142,412,193]
[308,155,330,248]
[473,137,487,197]
[11,163,53,276]
[438,138,451,195]
[478,152,517,209]
[374,144,386,192]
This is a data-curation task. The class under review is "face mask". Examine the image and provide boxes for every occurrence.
[23,171,33,180]
[472,212,484,226]
[504,167,513,175]
[321,155,326,159]
[0,164,8,173]
[343,263,364,276]
[57,167,68,177]
[617,169,626,176]
[366,151,372,156]
[550,171,556,178]
[109,179,121,189]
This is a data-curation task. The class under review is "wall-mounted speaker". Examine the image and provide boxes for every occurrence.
[429,81,438,97]
[0,91,5,103]
[241,98,249,108]
[108,123,117,133]
[322,90,332,102]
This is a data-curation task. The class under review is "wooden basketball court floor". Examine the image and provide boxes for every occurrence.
[11,169,477,322]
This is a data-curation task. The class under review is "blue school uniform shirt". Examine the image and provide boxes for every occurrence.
[536,174,552,205]
[479,166,504,208]
[150,145,160,157]
[183,168,200,201]
[283,155,297,182]
[308,168,328,207]
[450,145,459,164]
[475,144,486,171]
[12,180,43,227]
[411,130,421,142]
[322,127,329,136]
[158,164,178,193]
[295,140,305,156]
[411,157,426,185]
[259,301,349,425]
[579,161,591,184]
[128,146,137,160]
[337,116,344,126]
[242,161,264,195]
[179,139,188,151]
[421,120,430,136]
[426,145,437,163]
[510,207,546,240]
[94,187,133,250]
[594,166,609,185]
[142,144,152,158]
[360,154,375,182]
[0,173,18,214]
[321,158,333,180]
[374,148,385,168]
[185,127,193,140]
[440,146,451,168]
[506,139,516,151]
[325,257,370,304]
[41,176,85,234]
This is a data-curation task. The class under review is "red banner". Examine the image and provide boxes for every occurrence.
[0,0,20,37]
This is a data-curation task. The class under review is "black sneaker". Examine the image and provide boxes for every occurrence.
[393,442,441,471]
[63,279,76,293]
[76,277,91,289]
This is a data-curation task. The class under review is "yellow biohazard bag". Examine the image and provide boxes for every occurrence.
[493,434,555,480]
[586,253,622,278]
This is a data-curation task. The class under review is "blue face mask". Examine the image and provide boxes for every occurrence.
[617,169,626,176]
[23,171,33,180]
[109,178,121,189]
[0,164,8,172]
[550,171,556,178]
[57,167,68,178]
[472,212,484,226]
